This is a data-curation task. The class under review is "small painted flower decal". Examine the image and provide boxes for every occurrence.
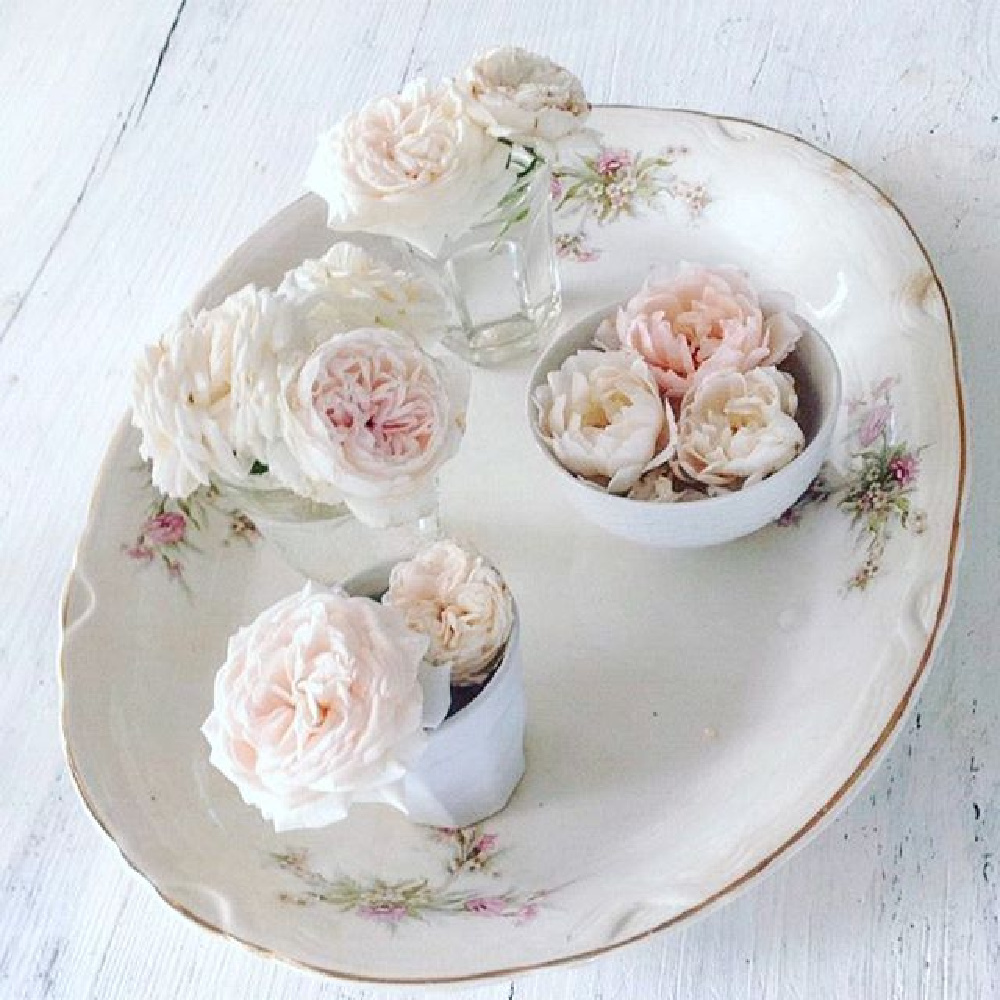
[551,143,708,264]
[554,230,601,262]
[122,492,204,584]
[123,469,258,587]
[838,379,924,591]
[435,825,501,874]
[776,377,926,591]
[272,825,549,928]
[554,144,707,225]
[226,512,260,546]
[775,474,834,527]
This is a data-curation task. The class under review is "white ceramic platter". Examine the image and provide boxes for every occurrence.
[60,108,966,984]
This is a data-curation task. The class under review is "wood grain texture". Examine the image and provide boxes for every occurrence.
[0,0,994,996]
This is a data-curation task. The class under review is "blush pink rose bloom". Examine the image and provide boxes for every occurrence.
[270,328,468,527]
[598,265,803,399]
[202,585,429,832]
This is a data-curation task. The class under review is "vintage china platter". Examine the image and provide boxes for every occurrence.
[60,108,966,983]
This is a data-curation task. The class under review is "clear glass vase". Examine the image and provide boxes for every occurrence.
[216,480,440,586]
[435,161,562,366]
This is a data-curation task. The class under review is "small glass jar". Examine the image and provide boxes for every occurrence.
[217,480,440,586]
[435,159,562,366]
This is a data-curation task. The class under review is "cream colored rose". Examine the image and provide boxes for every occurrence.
[132,285,299,498]
[227,289,307,468]
[599,265,802,399]
[202,584,429,831]
[278,242,449,349]
[534,349,677,494]
[270,328,468,526]
[384,540,514,687]
[458,46,590,153]
[306,79,512,256]
[675,367,804,489]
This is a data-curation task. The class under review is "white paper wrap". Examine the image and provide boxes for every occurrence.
[344,563,526,828]
[404,615,526,828]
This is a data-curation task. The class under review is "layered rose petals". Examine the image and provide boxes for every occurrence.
[384,540,514,687]
[598,265,803,399]
[272,328,468,525]
[202,585,429,831]
[534,349,677,494]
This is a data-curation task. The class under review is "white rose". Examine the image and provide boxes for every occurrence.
[534,349,677,494]
[306,79,512,257]
[202,584,429,831]
[278,242,450,350]
[675,366,805,489]
[384,540,514,687]
[270,328,468,526]
[227,289,307,469]
[132,285,299,498]
[458,47,590,153]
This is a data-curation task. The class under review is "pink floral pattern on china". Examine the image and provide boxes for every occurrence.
[551,144,709,263]
[122,473,258,587]
[272,825,548,927]
[777,377,926,591]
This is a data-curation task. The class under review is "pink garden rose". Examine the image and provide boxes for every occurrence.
[202,585,429,832]
[271,328,468,527]
[598,265,803,399]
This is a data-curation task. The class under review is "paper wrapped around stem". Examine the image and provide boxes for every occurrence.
[404,614,525,828]
[344,562,526,828]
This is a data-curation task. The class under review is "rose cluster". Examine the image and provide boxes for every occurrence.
[534,265,808,499]
[132,242,468,527]
[202,540,514,831]
[306,47,591,256]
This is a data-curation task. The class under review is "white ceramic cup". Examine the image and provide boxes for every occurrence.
[344,562,526,828]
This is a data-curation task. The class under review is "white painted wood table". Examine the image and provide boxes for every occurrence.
[1,1,994,996]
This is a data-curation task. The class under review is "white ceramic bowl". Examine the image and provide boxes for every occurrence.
[527,307,842,548]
